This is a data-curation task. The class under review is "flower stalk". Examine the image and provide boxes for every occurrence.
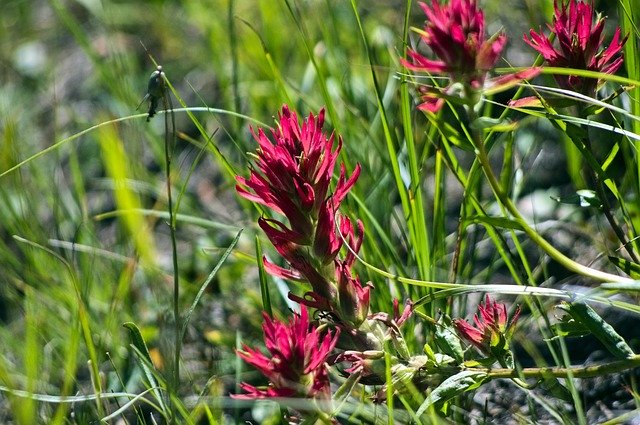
[470,120,632,283]
[142,65,182,423]
[466,354,640,380]
[516,0,637,272]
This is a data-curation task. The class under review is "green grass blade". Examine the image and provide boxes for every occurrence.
[123,322,169,415]
[181,229,242,341]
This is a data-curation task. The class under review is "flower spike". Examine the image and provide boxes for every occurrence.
[236,105,361,304]
[233,308,340,399]
[453,295,521,364]
[524,0,627,96]
[402,0,539,111]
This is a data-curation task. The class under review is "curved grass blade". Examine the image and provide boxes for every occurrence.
[180,229,242,341]
[0,108,267,180]
[99,388,164,422]
[0,385,159,406]
[255,235,273,318]
[123,322,169,415]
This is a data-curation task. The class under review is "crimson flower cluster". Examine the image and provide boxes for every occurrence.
[233,308,339,399]
[235,105,373,400]
[236,105,367,318]
[403,0,505,89]
[524,0,627,96]
[402,0,539,112]
[453,295,521,362]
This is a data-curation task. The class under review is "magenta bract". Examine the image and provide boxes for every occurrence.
[236,106,360,232]
[402,0,505,88]
[453,295,521,355]
[233,308,340,399]
[402,0,538,112]
[524,0,627,95]
[236,105,361,300]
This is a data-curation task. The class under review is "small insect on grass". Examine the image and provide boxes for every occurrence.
[137,65,166,122]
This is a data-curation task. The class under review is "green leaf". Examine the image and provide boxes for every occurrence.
[333,369,362,408]
[123,322,168,412]
[607,257,640,279]
[181,229,242,341]
[123,322,154,366]
[416,371,487,416]
[549,317,589,339]
[255,235,273,318]
[600,281,640,292]
[539,372,573,402]
[438,121,475,151]
[434,315,465,363]
[528,96,579,109]
[559,302,635,359]
[470,117,518,133]
[423,342,437,363]
[559,120,589,141]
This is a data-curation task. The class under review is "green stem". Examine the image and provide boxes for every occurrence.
[467,354,640,380]
[468,118,631,283]
[163,88,181,413]
[592,169,639,263]
[579,119,639,264]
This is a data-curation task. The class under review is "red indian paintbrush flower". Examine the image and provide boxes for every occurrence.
[233,307,340,399]
[236,105,360,233]
[402,0,539,112]
[402,0,505,88]
[524,0,627,96]
[236,106,361,301]
[453,295,521,358]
